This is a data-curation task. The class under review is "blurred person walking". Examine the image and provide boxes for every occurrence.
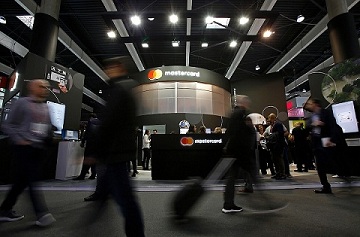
[86,57,145,237]
[0,79,56,226]
[304,98,348,194]
[222,95,256,213]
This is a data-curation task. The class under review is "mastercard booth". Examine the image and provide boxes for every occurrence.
[150,133,226,180]
[130,66,231,180]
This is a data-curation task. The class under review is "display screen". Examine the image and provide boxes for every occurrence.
[47,101,65,134]
[331,101,359,133]
[62,129,79,140]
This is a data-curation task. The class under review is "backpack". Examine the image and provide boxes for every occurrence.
[265,132,279,151]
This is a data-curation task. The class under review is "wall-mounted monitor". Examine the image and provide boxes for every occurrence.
[331,101,359,133]
[47,101,65,134]
[62,129,79,141]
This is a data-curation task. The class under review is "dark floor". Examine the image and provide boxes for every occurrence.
[1,166,360,237]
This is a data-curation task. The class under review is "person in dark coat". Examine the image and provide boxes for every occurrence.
[73,113,101,180]
[84,57,145,237]
[222,95,255,213]
[304,97,348,194]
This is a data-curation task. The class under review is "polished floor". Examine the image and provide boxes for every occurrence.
[1,164,360,237]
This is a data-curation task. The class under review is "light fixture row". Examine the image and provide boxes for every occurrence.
[130,14,251,26]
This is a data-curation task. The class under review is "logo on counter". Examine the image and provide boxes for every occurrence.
[180,137,194,146]
[148,69,163,80]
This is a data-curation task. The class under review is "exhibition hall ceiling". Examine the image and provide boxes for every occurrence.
[1,0,360,108]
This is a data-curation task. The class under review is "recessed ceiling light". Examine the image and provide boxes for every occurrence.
[142,42,149,48]
[206,18,230,29]
[16,15,34,29]
[201,42,208,48]
[229,40,237,47]
[205,16,214,24]
[239,17,249,25]
[263,30,274,38]
[99,89,102,94]
[107,31,116,38]
[131,15,141,25]
[172,40,180,47]
[169,14,178,24]
[255,65,260,71]
[148,17,155,21]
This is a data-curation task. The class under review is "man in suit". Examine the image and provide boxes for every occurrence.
[304,97,347,194]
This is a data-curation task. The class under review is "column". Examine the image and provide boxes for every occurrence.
[29,0,62,62]
[325,0,360,63]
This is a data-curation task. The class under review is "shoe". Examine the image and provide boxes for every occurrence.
[314,188,332,194]
[84,193,102,202]
[222,205,243,214]
[294,169,303,172]
[35,213,56,227]
[134,171,139,174]
[286,174,293,179]
[275,175,286,180]
[237,188,254,193]
[73,176,85,180]
[131,173,136,177]
[88,175,96,180]
[0,210,24,222]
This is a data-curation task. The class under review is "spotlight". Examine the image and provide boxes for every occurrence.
[169,14,179,24]
[229,40,237,48]
[205,16,214,24]
[201,42,208,48]
[0,16,6,24]
[239,17,249,25]
[255,65,260,71]
[263,30,274,38]
[107,31,116,38]
[131,15,141,25]
[297,15,305,23]
[172,40,180,47]
[142,42,149,48]
[148,17,155,21]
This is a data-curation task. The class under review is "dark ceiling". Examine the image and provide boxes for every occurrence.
[1,0,360,111]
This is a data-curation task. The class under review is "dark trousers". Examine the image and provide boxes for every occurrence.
[142,148,150,170]
[78,163,96,178]
[0,145,49,218]
[105,162,145,237]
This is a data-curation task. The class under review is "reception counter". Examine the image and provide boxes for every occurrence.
[151,134,226,180]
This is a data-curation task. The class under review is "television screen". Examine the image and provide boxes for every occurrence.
[331,101,359,133]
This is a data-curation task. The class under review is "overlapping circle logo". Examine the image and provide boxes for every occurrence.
[148,69,162,80]
[180,137,194,146]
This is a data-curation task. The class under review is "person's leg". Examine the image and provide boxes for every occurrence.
[313,148,331,192]
[106,162,145,237]
[89,164,97,179]
[224,162,240,207]
[26,147,50,218]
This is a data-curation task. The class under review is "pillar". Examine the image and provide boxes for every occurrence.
[29,0,62,62]
[325,0,360,63]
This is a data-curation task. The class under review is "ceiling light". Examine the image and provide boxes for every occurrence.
[99,89,102,94]
[148,17,155,21]
[0,16,6,24]
[206,18,230,29]
[302,89,307,93]
[16,15,34,29]
[297,15,305,23]
[239,17,249,25]
[255,65,260,71]
[172,40,180,47]
[205,16,214,24]
[229,40,237,48]
[263,30,274,38]
[169,14,179,24]
[201,42,208,48]
[131,15,141,25]
[142,42,149,48]
[107,31,116,38]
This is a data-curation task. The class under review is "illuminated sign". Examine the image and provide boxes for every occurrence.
[148,69,201,81]
[180,137,223,146]
[180,137,194,146]
[148,69,163,80]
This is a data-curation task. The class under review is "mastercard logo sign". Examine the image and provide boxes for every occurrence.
[180,137,194,146]
[148,69,163,80]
